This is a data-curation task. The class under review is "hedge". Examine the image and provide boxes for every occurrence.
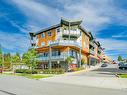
[15,69,38,74]
[42,69,65,74]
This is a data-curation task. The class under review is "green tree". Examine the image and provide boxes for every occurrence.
[0,44,3,67]
[118,55,122,61]
[65,56,74,70]
[22,49,38,69]
[12,52,21,63]
[4,53,11,68]
[81,58,86,66]
[65,56,74,65]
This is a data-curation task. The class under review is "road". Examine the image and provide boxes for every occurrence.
[0,64,127,95]
[75,64,127,77]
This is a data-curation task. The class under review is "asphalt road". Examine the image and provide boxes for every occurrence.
[0,64,127,95]
[74,64,127,77]
[0,76,127,95]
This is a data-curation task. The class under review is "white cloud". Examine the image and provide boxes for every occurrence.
[112,31,127,38]
[9,0,127,32]
[97,38,127,60]
[2,0,127,58]
[11,0,61,26]
[98,38,127,50]
[0,31,30,53]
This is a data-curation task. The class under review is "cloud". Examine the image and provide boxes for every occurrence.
[98,38,127,59]
[11,0,61,26]
[9,0,127,32]
[112,31,127,38]
[1,0,127,59]
[0,31,30,53]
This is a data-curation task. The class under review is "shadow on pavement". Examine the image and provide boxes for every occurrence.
[0,90,16,95]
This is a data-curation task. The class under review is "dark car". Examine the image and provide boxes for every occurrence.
[101,63,108,67]
[119,63,127,70]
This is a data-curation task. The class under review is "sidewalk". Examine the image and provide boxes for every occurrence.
[40,64,127,90]
[41,75,127,90]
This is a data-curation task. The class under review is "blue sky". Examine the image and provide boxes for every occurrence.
[0,0,127,60]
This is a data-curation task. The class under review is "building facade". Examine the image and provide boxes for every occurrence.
[29,18,103,70]
[88,32,103,66]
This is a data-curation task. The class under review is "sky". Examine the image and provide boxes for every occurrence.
[0,0,127,60]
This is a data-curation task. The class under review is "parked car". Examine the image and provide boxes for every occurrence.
[101,63,108,67]
[119,63,127,70]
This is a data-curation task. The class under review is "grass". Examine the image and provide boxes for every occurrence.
[17,73,52,80]
[0,72,53,80]
[117,74,127,78]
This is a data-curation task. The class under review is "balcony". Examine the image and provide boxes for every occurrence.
[37,53,68,61]
[90,41,95,47]
[89,49,94,54]
[63,30,80,38]
[50,40,82,48]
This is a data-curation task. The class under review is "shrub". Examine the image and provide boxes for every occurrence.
[15,69,27,73]
[15,69,38,74]
[69,67,84,72]
[42,69,65,74]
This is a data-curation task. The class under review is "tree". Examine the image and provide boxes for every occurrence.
[22,49,38,69]
[65,56,74,70]
[65,56,74,65]
[12,52,21,63]
[81,58,86,66]
[0,44,3,67]
[118,55,122,61]
[4,53,11,68]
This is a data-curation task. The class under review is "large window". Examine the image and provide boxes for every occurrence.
[42,33,45,38]
[48,31,51,36]
[52,50,60,56]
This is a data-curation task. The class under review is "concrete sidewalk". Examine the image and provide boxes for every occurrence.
[41,75,127,90]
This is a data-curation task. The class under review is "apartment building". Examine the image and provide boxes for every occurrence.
[29,18,90,70]
[88,32,103,66]
[29,18,103,70]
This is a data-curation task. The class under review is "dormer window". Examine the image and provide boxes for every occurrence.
[48,31,51,36]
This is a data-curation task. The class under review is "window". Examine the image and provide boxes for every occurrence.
[48,40,52,45]
[52,50,60,56]
[48,31,51,36]
[41,42,45,46]
[56,28,60,33]
[41,33,45,38]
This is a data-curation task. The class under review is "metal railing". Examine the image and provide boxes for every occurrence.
[37,53,68,61]
[63,30,80,36]
[50,40,82,48]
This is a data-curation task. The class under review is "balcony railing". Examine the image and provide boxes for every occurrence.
[50,40,82,48]
[63,30,80,37]
[90,41,95,47]
[37,53,68,61]
[89,49,94,54]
